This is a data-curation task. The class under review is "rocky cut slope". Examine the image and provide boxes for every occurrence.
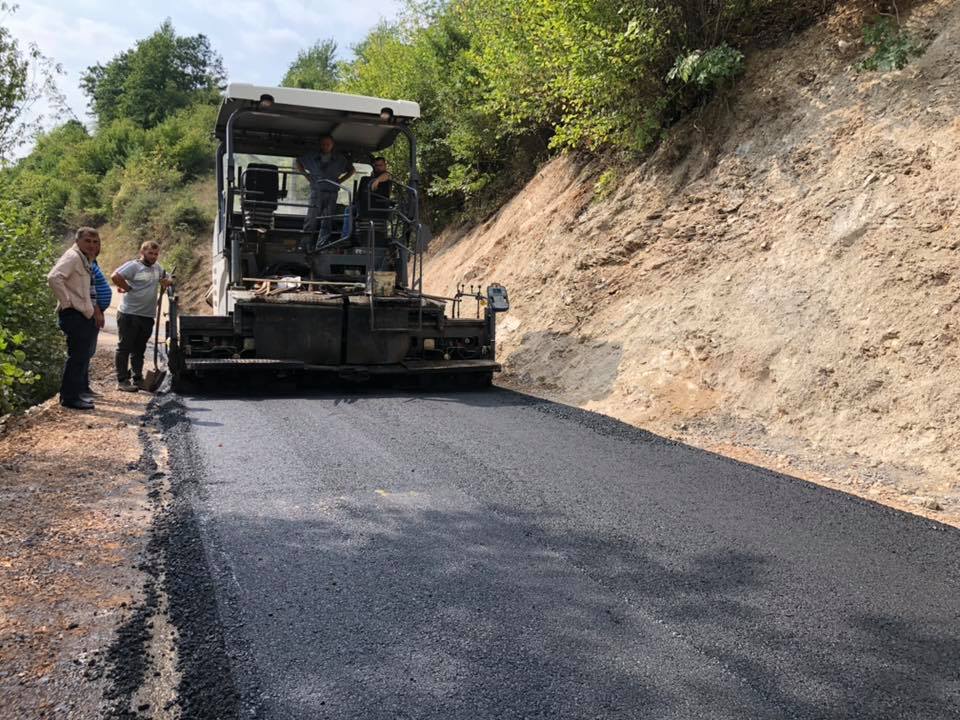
[424,0,960,522]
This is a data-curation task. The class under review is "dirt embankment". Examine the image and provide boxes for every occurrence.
[425,0,960,524]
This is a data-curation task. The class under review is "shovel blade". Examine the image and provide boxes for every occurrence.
[143,369,166,393]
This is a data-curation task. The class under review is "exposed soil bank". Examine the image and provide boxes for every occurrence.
[425,0,960,526]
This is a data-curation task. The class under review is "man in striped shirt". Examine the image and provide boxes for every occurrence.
[83,248,113,401]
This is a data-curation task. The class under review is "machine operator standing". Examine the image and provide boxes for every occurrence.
[296,134,354,252]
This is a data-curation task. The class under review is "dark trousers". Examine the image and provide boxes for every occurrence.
[302,190,338,249]
[57,309,97,403]
[116,312,154,382]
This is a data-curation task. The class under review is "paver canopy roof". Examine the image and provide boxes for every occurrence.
[216,83,421,156]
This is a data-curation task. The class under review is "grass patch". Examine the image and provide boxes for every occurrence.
[98,174,214,278]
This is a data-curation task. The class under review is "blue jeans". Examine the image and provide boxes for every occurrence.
[57,309,97,403]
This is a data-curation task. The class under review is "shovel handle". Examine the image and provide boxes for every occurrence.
[153,285,163,370]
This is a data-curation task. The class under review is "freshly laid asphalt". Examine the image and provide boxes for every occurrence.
[174,387,960,719]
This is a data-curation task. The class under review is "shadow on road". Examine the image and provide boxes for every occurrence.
[157,386,960,719]
[207,499,960,719]
[171,374,540,410]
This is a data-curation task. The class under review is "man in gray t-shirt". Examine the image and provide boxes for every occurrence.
[296,134,354,251]
[110,241,171,391]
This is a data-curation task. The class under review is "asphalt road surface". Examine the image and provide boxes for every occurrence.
[173,387,960,719]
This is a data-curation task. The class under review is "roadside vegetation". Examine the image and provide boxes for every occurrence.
[0,20,221,412]
[0,1,926,413]
[333,0,838,223]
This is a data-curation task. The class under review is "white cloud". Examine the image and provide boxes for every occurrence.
[8,4,134,69]
[7,2,137,121]
[192,0,402,52]
[238,26,307,52]
[7,0,405,155]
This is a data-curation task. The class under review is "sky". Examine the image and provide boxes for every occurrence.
[8,0,405,141]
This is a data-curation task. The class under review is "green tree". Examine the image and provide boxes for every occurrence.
[340,11,531,219]
[333,0,840,224]
[462,0,669,151]
[0,9,29,162]
[281,38,339,90]
[0,182,61,413]
[81,19,224,128]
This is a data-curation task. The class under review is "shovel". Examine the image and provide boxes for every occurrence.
[143,280,167,392]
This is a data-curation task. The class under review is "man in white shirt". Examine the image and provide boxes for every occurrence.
[46,227,105,410]
[111,241,171,391]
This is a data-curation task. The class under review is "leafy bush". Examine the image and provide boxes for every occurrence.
[12,170,72,225]
[75,119,147,176]
[162,196,210,236]
[463,0,669,152]
[0,309,36,415]
[163,240,198,277]
[593,168,619,202]
[667,45,745,91]
[0,189,62,413]
[60,170,108,227]
[117,191,165,239]
[857,18,923,72]
[143,103,218,179]
[111,150,182,223]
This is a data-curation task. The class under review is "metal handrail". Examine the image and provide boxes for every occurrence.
[236,167,353,232]
[224,107,423,288]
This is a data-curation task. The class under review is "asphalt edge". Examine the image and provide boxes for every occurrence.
[99,394,264,719]
[514,388,959,534]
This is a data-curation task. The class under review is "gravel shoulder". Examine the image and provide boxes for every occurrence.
[0,332,168,718]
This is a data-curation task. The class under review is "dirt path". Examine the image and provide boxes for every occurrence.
[0,327,166,718]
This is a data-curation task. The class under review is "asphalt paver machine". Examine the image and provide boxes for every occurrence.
[168,84,509,390]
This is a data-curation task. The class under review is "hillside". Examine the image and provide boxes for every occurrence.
[424,0,960,521]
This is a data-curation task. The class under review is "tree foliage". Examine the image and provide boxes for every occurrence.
[667,44,745,90]
[11,101,216,230]
[80,20,224,128]
[334,0,830,219]
[0,183,61,414]
[282,39,339,90]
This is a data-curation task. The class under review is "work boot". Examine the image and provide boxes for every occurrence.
[117,378,138,392]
